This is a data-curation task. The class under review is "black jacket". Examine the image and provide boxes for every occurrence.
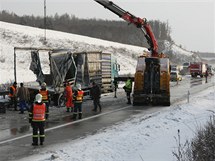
[90,85,101,99]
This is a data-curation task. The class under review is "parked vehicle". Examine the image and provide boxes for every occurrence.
[190,62,207,77]
[180,62,190,75]
[170,71,182,81]
[13,47,120,106]
[95,0,170,106]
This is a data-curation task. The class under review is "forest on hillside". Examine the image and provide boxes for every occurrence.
[0,10,173,52]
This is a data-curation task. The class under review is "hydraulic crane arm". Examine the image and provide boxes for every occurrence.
[94,0,159,57]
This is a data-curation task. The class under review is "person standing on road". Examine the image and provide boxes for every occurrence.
[8,81,18,111]
[29,94,49,146]
[72,84,84,120]
[64,81,74,112]
[17,83,30,114]
[39,82,49,118]
[90,82,102,112]
[123,77,132,104]
[205,69,209,83]
[113,78,118,98]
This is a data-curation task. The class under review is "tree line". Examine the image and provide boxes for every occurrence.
[0,10,173,51]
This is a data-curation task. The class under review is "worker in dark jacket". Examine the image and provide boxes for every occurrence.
[8,81,18,111]
[123,77,132,104]
[72,84,84,120]
[29,94,49,146]
[38,82,49,118]
[17,83,30,114]
[90,82,102,112]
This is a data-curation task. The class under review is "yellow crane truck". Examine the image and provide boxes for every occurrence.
[95,0,170,106]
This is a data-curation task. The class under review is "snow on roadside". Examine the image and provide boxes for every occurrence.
[19,87,215,161]
[0,21,145,83]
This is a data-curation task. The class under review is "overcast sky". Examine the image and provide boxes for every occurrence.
[0,0,214,53]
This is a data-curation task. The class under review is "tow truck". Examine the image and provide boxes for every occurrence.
[94,0,170,106]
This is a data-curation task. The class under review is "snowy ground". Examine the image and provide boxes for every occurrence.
[0,21,146,84]
[16,86,215,161]
[1,21,213,161]
[0,21,196,84]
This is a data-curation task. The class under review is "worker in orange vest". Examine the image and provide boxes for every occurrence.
[39,82,49,118]
[64,81,74,112]
[29,94,49,146]
[8,81,18,111]
[72,84,84,120]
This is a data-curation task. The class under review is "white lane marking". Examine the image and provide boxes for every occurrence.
[0,105,131,145]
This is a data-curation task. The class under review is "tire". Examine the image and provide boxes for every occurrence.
[57,93,66,107]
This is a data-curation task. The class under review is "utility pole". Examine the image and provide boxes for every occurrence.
[44,0,46,42]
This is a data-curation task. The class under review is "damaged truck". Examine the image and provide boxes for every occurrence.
[14,47,120,106]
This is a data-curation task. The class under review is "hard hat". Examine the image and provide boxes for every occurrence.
[76,84,81,90]
[41,82,46,88]
[35,94,42,103]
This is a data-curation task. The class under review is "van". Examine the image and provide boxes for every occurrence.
[170,71,182,81]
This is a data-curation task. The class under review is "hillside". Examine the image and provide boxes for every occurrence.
[195,52,215,65]
[0,21,200,83]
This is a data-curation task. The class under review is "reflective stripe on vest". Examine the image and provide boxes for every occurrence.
[76,90,84,102]
[8,86,16,97]
[39,90,48,101]
[33,103,46,121]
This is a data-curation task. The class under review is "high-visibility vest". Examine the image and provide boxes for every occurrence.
[75,90,84,103]
[8,86,16,97]
[33,103,46,121]
[39,89,48,102]
[125,79,132,89]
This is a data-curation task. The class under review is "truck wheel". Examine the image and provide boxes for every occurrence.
[152,98,158,106]
[57,93,65,107]
[163,100,170,106]
[133,102,137,106]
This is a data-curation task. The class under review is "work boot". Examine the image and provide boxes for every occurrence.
[92,109,97,112]
[32,142,38,146]
[78,113,82,119]
[72,113,77,120]
[71,108,73,113]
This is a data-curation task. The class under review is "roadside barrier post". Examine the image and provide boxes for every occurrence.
[187,90,190,103]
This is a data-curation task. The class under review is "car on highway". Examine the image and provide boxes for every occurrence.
[170,71,182,81]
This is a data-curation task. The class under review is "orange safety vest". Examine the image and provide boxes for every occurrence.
[39,89,48,102]
[8,86,16,97]
[33,103,46,121]
[75,90,84,103]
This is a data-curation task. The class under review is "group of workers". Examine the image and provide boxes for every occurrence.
[7,78,133,146]
[64,82,85,120]
[8,80,102,146]
[8,81,50,146]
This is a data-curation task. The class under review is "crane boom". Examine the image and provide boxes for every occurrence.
[94,0,159,57]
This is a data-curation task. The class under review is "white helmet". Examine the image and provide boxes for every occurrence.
[41,82,46,88]
[76,84,81,90]
[35,94,42,103]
